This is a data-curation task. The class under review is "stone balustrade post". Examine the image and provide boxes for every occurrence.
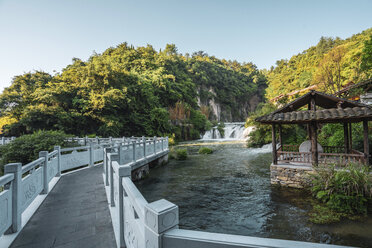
[142,136,146,158]
[54,146,61,176]
[89,143,94,167]
[103,147,112,186]
[110,154,115,207]
[154,136,157,154]
[166,136,169,149]
[1,137,4,145]
[39,151,49,194]
[132,140,136,162]
[4,163,22,233]
[109,136,113,144]
[144,199,179,248]
[96,136,100,144]
[84,136,87,146]
[118,165,131,247]
[103,148,108,185]
[161,138,164,151]
[118,143,123,164]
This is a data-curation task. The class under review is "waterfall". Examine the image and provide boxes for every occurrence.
[201,122,254,141]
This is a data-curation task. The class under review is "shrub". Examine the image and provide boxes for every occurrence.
[0,130,76,175]
[198,147,213,154]
[217,122,225,138]
[168,134,176,146]
[309,163,372,223]
[176,149,188,160]
[190,129,201,140]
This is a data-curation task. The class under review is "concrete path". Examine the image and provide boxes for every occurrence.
[10,165,116,248]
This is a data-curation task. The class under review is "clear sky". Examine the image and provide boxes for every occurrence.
[0,0,371,91]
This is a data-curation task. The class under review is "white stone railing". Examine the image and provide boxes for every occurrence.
[104,136,171,248]
[0,138,124,238]
[0,137,16,145]
[67,136,159,146]
[104,140,349,248]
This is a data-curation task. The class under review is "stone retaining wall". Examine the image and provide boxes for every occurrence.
[270,164,314,188]
[132,154,169,181]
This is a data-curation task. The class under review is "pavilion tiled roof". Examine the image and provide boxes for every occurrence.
[256,90,372,124]
[256,106,372,124]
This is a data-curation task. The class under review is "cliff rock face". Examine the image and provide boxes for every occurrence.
[198,85,265,122]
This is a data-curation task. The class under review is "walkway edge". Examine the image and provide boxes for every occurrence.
[0,176,61,247]
[103,174,120,248]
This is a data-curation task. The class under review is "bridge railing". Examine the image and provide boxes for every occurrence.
[104,136,172,247]
[0,137,141,238]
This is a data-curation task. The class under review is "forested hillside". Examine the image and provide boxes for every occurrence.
[0,44,266,139]
[247,28,372,147]
[266,28,372,102]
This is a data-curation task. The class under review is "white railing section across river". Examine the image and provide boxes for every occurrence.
[1,136,349,248]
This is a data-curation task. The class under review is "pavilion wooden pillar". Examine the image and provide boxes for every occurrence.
[363,120,369,164]
[348,123,353,150]
[278,125,283,149]
[308,125,312,140]
[272,124,277,165]
[343,123,350,153]
[310,122,318,166]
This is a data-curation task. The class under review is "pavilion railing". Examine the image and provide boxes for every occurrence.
[278,143,368,166]
[277,151,312,164]
[322,146,345,154]
[277,151,366,165]
[279,144,299,152]
[319,153,365,165]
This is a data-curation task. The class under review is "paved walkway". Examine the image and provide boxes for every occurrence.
[10,166,116,248]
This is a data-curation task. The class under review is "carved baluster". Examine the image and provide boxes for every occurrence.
[132,140,136,162]
[143,136,146,158]
[104,147,109,186]
[153,136,157,155]
[39,151,49,194]
[54,146,61,177]
[4,163,22,233]
[118,165,131,247]
[89,143,94,167]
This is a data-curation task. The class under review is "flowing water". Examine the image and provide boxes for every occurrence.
[136,141,372,247]
[202,122,250,140]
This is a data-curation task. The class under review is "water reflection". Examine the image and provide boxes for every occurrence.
[135,142,372,247]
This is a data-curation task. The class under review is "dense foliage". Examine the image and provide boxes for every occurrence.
[245,102,307,147]
[266,28,372,101]
[0,44,266,141]
[309,163,372,223]
[0,130,75,175]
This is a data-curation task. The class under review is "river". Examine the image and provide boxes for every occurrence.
[135,141,372,247]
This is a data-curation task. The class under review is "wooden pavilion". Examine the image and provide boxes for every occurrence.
[256,91,372,167]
